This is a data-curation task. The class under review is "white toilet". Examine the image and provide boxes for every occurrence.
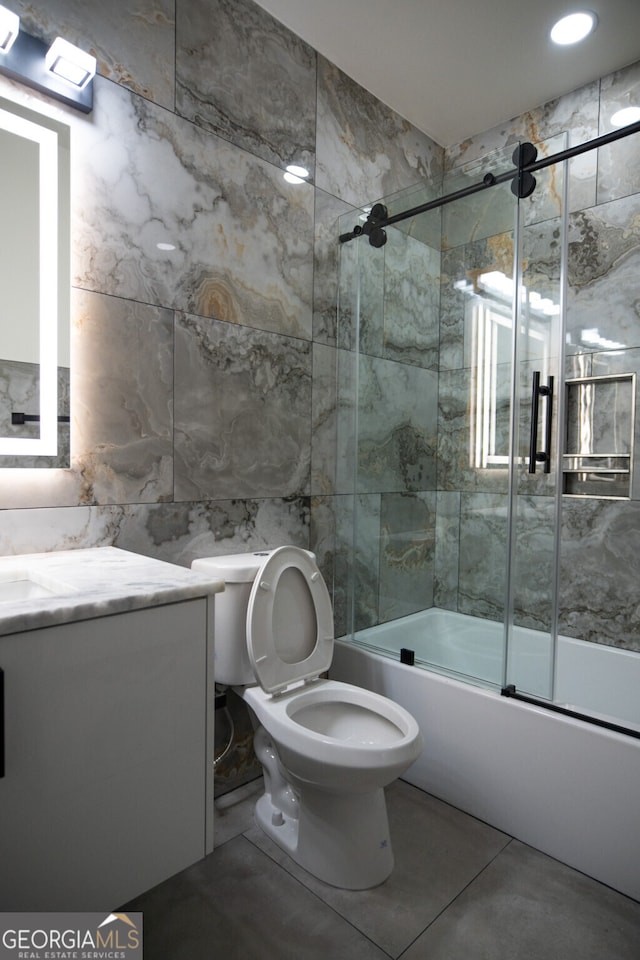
[192,545,423,889]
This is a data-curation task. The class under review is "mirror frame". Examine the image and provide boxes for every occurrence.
[0,95,69,463]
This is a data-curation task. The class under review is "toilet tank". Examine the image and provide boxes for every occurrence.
[191,551,271,685]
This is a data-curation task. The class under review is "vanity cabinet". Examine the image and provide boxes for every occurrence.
[0,598,212,910]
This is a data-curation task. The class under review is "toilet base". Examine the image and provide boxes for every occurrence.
[253,760,394,889]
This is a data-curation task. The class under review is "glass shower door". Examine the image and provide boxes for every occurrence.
[434,145,522,686]
[504,135,567,699]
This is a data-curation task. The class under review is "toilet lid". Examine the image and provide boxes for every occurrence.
[246,546,334,694]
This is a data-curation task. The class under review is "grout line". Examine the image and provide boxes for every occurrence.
[240,830,396,958]
[395,837,514,959]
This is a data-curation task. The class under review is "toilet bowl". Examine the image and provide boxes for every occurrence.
[192,545,423,889]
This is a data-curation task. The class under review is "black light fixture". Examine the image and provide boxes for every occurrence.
[0,4,96,113]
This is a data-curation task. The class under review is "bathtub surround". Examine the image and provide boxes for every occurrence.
[340,59,640,658]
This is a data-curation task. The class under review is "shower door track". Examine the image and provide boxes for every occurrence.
[339,118,640,245]
[501,684,640,740]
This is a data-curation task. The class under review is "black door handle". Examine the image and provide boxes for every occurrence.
[529,371,554,474]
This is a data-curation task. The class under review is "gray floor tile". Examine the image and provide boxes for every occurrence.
[244,779,510,958]
[124,834,389,960]
[401,838,640,960]
[213,776,262,848]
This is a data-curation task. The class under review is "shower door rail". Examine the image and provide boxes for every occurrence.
[339,119,640,246]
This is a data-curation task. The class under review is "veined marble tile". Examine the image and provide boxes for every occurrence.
[335,347,358,496]
[457,492,509,621]
[510,495,555,631]
[379,492,436,623]
[72,77,314,340]
[72,289,174,505]
[375,178,443,252]
[316,57,443,210]
[434,491,461,610]
[176,0,316,172]
[0,498,310,565]
[327,493,356,637]
[0,468,82,510]
[379,230,441,370]
[441,148,515,251]
[439,232,514,372]
[342,228,439,368]
[559,498,640,651]
[597,59,640,203]
[311,343,339,497]
[437,366,510,495]
[445,79,599,215]
[309,494,336,585]
[566,193,640,354]
[113,498,311,566]
[313,189,359,347]
[0,504,114,554]
[174,313,311,501]
[357,354,438,494]
[345,237,385,358]
[350,493,382,631]
[520,131,570,228]
[14,0,175,110]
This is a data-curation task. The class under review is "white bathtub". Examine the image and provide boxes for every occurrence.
[350,608,640,729]
[331,610,640,902]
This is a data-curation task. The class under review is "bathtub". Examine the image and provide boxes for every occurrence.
[348,608,640,729]
[331,609,640,902]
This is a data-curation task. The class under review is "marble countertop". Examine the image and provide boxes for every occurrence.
[0,546,224,637]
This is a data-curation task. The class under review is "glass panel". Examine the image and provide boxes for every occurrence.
[554,124,640,730]
[504,134,566,699]
[338,123,640,732]
[435,146,518,687]
[341,144,519,689]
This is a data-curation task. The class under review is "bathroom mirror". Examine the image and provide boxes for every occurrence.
[0,94,70,467]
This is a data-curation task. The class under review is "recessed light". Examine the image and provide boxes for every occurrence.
[157,241,176,251]
[283,163,310,184]
[610,107,640,127]
[550,11,597,45]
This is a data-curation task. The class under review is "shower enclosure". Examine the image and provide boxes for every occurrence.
[336,122,640,735]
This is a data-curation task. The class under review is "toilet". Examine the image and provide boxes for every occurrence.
[192,545,423,889]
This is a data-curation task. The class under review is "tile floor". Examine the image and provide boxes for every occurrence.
[124,778,640,959]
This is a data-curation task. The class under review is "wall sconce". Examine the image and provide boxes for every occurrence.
[0,5,95,112]
[45,37,96,91]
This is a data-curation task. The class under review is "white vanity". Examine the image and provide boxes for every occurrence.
[0,546,223,910]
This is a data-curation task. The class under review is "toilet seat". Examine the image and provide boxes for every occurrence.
[246,546,334,694]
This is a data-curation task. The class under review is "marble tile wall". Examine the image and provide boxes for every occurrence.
[0,0,442,624]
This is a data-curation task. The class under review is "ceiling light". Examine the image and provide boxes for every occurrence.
[610,106,640,127]
[283,163,310,184]
[0,5,19,54]
[45,36,96,89]
[550,12,597,45]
